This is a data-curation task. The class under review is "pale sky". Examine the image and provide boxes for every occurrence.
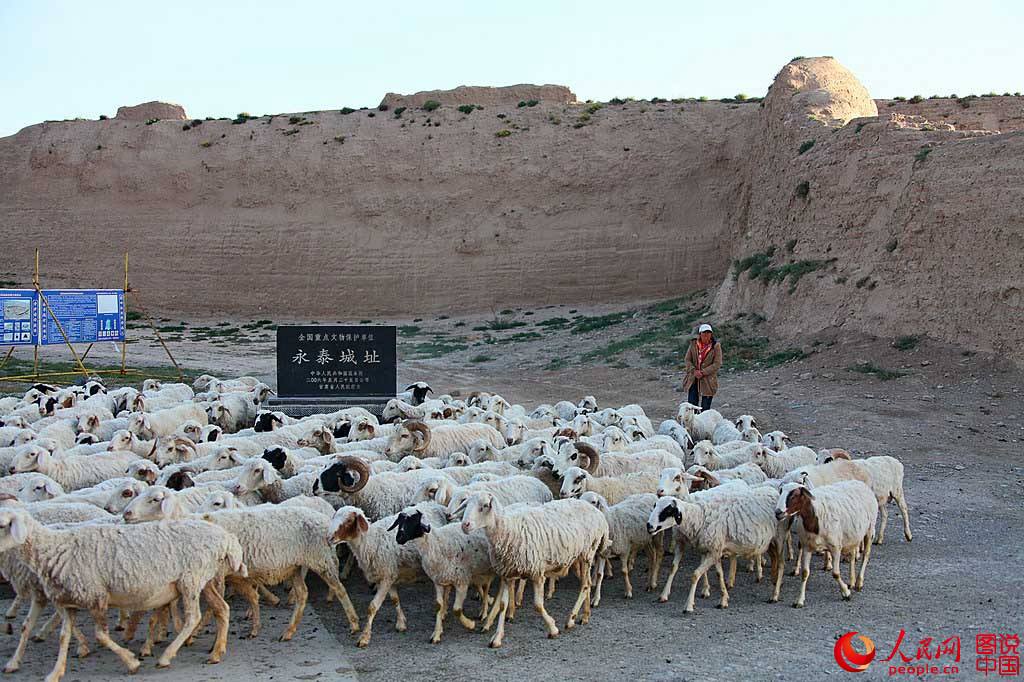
[1,0,1021,137]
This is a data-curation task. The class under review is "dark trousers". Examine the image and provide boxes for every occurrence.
[687,384,713,411]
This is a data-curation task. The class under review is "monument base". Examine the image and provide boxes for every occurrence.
[266,396,392,418]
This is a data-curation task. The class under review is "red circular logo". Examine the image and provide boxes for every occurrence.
[835,631,876,673]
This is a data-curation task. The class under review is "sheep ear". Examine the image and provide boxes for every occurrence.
[36,450,51,467]
[261,464,276,486]
[160,494,176,517]
[681,472,702,482]
[356,514,369,534]
[9,514,28,544]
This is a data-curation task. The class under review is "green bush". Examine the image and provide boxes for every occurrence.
[495,129,512,138]
[457,104,478,114]
[848,362,905,380]
[650,97,666,104]
[393,106,407,118]
[609,97,626,105]
[854,122,867,134]
[785,238,797,253]
[735,93,748,101]
[586,103,603,114]
[908,95,924,104]
[377,104,389,112]
[915,148,932,162]
[422,100,441,112]
[798,140,815,155]
[98,114,108,120]
[526,99,539,107]
[145,118,159,125]
[698,96,708,102]
[893,96,907,102]
[340,107,356,115]
[289,116,304,124]
[795,181,810,199]
[885,238,898,252]
[199,141,212,148]
[789,56,806,62]
[893,335,920,351]
[733,248,776,281]
[333,135,345,143]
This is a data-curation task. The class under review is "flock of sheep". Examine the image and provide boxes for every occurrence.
[0,375,913,680]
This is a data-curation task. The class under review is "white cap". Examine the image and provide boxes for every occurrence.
[698,324,713,334]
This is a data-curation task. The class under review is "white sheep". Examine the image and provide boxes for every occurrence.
[559,467,660,505]
[580,492,662,603]
[599,426,687,460]
[422,475,553,517]
[0,509,244,679]
[846,456,912,544]
[687,462,769,489]
[128,404,208,440]
[391,504,495,643]
[551,441,682,479]
[123,487,358,640]
[691,439,760,470]
[383,420,505,460]
[751,444,818,478]
[11,448,141,491]
[711,419,742,445]
[775,480,877,606]
[647,485,785,611]
[676,403,724,442]
[313,457,453,520]
[328,501,449,647]
[459,493,609,648]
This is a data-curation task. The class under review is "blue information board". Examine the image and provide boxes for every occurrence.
[0,290,40,346]
[39,290,126,345]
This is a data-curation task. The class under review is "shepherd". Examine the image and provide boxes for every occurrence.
[683,323,722,410]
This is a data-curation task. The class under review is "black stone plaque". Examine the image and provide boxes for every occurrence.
[276,326,397,398]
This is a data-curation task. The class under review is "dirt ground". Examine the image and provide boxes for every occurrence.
[2,302,1022,680]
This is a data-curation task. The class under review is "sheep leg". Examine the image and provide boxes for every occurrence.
[476,580,491,620]
[482,579,506,632]
[658,536,684,603]
[700,571,711,598]
[622,552,634,599]
[715,560,730,609]
[169,598,182,634]
[187,604,213,646]
[794,549,812,608]
[114,609,129,632]
[532,577,559,638]
[727,556,737,589]
[357,580,392,648]
[453,583,475,632]
[340,554,355,580]
[140,611,160,658]
[122,611,142,643]
[849,546,858,589]
[755,554,763,583]
[646,543,663,592]
[895,491,913,542]
[389,588,406,632]
[768,540,784,603]
[280,572,308,642]
[314,568,359,634]
[545,576,556,599]
[4,594,22,620]
[577,559,594,626]
[202,581,230,664]
[429,583,447,644]
[875,501,889,544]
[488,581,511,648]
[591,557,606,607]
[232,579,261,638]
[830,545,853,600]
[566,561,589,629]
[32,609,59,642]
[89,606,141,674]
[856,531,874,591]
[790,539,801,576]
[44,607,74,682]
[786,534,795,562]
[515,578,526,606]
[684,554,718,613]
[157,588,202,668]
[257,584,281,607]
[4,594,43,673]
